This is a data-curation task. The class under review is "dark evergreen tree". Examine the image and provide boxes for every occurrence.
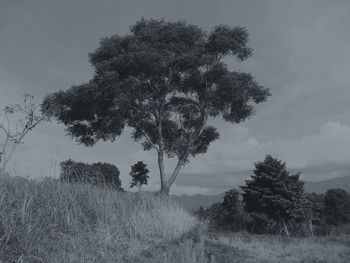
[324,188,350,226]
[129,161,150,192]
[241,155,305,236]
[41,18,270,194]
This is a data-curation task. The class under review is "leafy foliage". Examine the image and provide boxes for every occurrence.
[129,161,150,190]
[218,189,246,231]
[60,159,122,190]
[196,190,246,232]
[324,188,350,226]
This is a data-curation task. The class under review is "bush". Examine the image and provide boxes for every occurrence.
[219,189,246,231]
[196,190,247,232]
[324,188,350,226]
[196,203,222,227]
[60,159,123,190]
[244,212,278,234]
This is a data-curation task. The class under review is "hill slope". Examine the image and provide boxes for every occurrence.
[0,175,198,262]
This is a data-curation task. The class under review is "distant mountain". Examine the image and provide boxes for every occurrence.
[304,175,350,194]
[172,193,225,211]
[173,176,350,211]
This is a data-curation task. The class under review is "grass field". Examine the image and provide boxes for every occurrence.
[204,231,350,263]
[1,174,349,263]
[0,175,198,262]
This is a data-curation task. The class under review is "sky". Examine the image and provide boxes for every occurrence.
[1,0,350,195]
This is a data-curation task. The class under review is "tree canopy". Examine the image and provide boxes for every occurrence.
[324,188,350,226]
[42,18,270,194]
[60,159,122,190]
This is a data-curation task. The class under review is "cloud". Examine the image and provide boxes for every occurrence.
[179,121,350,190]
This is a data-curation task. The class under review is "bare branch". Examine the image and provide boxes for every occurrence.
[0,94,47,174]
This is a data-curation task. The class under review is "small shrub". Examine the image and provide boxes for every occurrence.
[324,188,350,226]
[218,189,246,231]
[129,161,150,192]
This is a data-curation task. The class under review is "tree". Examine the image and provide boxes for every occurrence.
[301,192,329,236]
[60,159,123,190]
[129,161,150,192]
[324,188,350,226]
[241,155,305,236]
[0,94,47,175]
[41,18,270,194]
[219,189,245,231]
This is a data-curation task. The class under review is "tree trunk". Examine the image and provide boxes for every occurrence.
[162,159,185,195]
[0,134,10,176]
[0,132,24,176]
[158,151,167,193]
[309,219,314,237]
[282,220,290,237]
[0,144,17,174]
[0,162,4,176]
[138,182,141,193]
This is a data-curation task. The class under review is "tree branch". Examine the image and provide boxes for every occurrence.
[165,158,185,190]
[139,127,159,152]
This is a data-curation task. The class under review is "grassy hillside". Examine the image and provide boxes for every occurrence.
[0,175,199,263]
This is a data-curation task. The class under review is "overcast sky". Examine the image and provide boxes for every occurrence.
[1,0,350,195]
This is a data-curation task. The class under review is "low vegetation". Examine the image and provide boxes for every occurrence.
[0,175,198,262]
[204,230,350,263]
[60,159,123,190]
[197,155,350,237]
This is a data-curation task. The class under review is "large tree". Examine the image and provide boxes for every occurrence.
[241,155,305,236]
[41,19,270,194]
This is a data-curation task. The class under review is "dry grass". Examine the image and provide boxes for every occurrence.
[205,231,350,263]
[0,175,197,262]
